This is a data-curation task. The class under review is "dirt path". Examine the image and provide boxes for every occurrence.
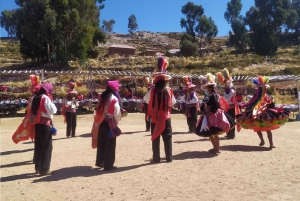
[1,113,300,201]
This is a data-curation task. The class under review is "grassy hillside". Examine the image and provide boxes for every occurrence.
[1,32,300,76]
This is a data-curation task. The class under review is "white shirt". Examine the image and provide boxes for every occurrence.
[143,87,176,106]
[186,92,199,104]
[30,95,57,119]
[109,95,122,124]
[65,99,79,109]
[224,89,235,105]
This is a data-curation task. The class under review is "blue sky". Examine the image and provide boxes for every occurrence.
[0,0,254,37]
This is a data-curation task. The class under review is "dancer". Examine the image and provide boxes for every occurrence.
[195,73,235,155]
[13,81,57,175]
[32,83,57,175]
[91,80,122,171]
[143,56,176,163]
[237,77,290,149]
[64,82,78,138]
[183,76,199,133]
[216,68,240,139]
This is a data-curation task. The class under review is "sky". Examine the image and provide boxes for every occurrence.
[0,0,254,37]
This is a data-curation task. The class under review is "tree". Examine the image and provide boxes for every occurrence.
[245,0,298,55]
[0,10,17,37]
[180,2,204,38]
[128,14,138,33]
[1,0,106,65]
[101,19,116,34]
[224,0,248,54]
[195,15,218,55]
[290,0,300,35]
[224,0,242,23]
[180,39,199,57]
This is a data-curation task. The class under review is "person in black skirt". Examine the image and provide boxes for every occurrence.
[195,73,235,155]
[31,83,57,175]
[91,80,122,171]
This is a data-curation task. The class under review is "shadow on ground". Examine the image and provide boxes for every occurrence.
[1,160,32,169]
[173,151,217,160]
[221,145,270,152]
[31,163,152,183]
[0,148,34,156]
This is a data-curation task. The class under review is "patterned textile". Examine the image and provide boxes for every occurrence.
[105,116,122,138]
[237,94,290,132]
[208,108,230,133]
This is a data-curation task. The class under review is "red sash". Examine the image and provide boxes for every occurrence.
[12,97,43,143]
[147,88,172,141]
[91,98,117,148]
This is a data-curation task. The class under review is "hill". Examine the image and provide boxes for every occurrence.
[1,32,300,77]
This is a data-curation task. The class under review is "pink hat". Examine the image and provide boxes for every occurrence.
[108,80,119,92]
[67,82,77,94]
[41,83,54,100]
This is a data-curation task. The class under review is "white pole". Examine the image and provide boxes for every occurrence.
[297,79,300,115]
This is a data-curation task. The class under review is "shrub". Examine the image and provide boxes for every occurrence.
[292,45,300,55]
[136,87,148,98]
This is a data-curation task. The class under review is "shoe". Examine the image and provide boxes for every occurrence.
[150,159,160,164]
[103,166,117,171]
[39,170,53,176]
[95,163,104,169]
[71,135,76,137]
[35,171,39,174]
[145,129,150,132]
[66,136,70,138]
[226,135,234,139]
[166,159,172,163]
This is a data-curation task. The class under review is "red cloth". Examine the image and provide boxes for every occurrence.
[77,94,84,100]
[12,97,43,143]
[236,95,243,102]
[91,98,117,148]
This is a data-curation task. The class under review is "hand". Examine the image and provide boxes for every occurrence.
[72,97,76,101]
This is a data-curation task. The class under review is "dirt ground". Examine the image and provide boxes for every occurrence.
[1,113,300,201]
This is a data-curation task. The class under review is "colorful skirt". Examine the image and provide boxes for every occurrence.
[195,109,236,137]
[236,108,290,132]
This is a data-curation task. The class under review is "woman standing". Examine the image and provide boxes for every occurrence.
[31,83,57,175]
[64,82,79,138]
[183,77,199,133]
[91,80,121,171]
[195,73,235,155]
[143,56,176,163]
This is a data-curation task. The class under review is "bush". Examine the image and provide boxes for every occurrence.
[180,40,198,57]
[292,45,300,55]
[136,87,148,98]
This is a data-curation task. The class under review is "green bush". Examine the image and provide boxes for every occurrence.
[292,45,300,55]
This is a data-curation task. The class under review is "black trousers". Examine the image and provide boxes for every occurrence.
[151,118,172,162]
[226,108,236,138]
[187,106,197,132]
[34,124,52,172]
[66,112,77,137]
[96,121,116,170]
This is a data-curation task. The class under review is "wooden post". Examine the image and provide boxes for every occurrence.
[176,77,179,90]
[134,76,137,97]
[41,69,44,82]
